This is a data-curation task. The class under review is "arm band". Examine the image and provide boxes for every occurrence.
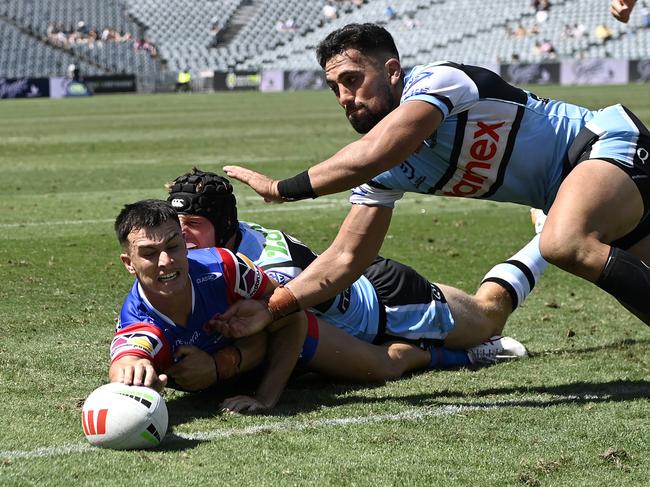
[277,170,317,201]
[267,285,301,321]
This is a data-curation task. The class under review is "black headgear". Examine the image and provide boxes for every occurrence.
[167,169,238,246]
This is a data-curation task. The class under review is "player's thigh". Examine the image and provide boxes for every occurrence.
[545,159,643,245]
[437,284,497,349]
[308,319,423,381]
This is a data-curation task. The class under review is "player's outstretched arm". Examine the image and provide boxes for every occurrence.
[212,204,392,335]
[220,311,308,413]
[611,0,637,22]
[224,101,442,201]
[281,204,392,310]
[109,356,168,392]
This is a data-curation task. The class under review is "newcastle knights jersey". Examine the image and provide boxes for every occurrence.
[111,247,269,370]
[237,221,381,343]
[350,62,596,213]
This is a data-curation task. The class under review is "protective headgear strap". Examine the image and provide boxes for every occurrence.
[167,170,238,247]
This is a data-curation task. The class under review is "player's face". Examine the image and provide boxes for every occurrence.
[325,49,399,134]
[121,220,189,299]
[179,214,215,249]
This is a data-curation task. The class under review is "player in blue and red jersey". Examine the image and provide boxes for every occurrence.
[110,199,310,410]
[218,23,650,334]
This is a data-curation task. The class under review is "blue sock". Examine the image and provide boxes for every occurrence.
[428,347,471,369]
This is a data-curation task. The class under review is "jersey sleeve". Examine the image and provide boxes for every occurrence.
[110,322,173,371]
[401,63,480,119]
[349,182,405,208]
[216,247,270,301]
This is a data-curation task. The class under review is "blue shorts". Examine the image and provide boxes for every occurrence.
[566,104,650,249]
[297,312,320,365]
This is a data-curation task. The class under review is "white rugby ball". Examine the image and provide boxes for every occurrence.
[81,383,168,450]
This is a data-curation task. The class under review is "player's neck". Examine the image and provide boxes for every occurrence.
[145,278,193,326]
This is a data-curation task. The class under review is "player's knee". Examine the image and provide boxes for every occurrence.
[539,227,596,276]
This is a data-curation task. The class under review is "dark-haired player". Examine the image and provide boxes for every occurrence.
[219,22,650,334]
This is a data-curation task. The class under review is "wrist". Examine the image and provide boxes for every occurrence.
[213,346,242,382]
[277,170,316,201]
[266,285,301,321]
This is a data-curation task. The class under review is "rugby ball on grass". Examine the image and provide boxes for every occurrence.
[81,382,168,450]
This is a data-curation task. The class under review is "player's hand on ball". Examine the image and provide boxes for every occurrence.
[222,165,283,203]
[208,299,273,338]
[115,361,167,392]
[220,395,270,413]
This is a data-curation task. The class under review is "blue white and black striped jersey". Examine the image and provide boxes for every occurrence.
[350,62,595,212]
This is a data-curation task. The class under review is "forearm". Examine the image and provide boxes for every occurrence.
[283,204,392,310]
[281,101,443,199]
[254,313,308,408]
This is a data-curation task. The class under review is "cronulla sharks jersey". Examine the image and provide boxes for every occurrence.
[350,62,595,212]
[237,221,381,342]
[111,247,269,370]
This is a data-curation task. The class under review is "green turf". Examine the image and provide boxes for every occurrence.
[0,86,649,486]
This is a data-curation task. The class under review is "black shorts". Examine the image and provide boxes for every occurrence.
[565,105,650,249]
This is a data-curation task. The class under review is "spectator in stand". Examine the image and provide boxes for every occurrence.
[384,5,397,21]
[641,2,650,27]
[323,1,338,21]
[595,23,614,42]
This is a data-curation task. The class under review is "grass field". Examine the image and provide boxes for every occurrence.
[1,85,649,486]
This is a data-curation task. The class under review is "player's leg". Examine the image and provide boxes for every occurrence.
[437,234,548,349]
[304,315,430,382]
[540,159,650,324]
[539,106,650,324]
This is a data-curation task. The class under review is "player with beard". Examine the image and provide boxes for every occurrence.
[215,23,650,339]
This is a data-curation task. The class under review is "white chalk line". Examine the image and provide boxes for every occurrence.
[0,200,349,229]
[0,394,614,461]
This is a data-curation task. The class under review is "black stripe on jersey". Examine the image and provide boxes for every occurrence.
[367,179,391,190]
[282,232,318,269]
[428,110,468,193]
[441,62,528,105]
[430,93,453,113]
[259,260,295,271]
[481,105,524,199]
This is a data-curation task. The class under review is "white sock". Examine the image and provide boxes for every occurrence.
[481,235,548,309]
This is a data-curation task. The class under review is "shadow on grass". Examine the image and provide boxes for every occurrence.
[157,338,650,451]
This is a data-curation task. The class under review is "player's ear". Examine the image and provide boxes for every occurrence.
[120,253,136,274]
[385,58,402,86]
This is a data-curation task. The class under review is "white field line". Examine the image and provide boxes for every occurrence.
[0,199,349,229]
[0,394,612,461]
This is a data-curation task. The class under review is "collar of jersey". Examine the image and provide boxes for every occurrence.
[136,279,196,327]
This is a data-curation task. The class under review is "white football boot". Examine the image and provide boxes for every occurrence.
[467,335,528,365]
[530,208,547,235]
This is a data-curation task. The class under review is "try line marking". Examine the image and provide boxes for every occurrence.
[0,394,612,461]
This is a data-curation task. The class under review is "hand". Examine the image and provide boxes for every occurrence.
[610,0,637,22]
[222,165,283,203]
[220,395,271,413]
[208,299,273,338]
[165,345,217,391]
[114,362,168,392]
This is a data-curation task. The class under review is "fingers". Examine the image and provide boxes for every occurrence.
[219,395,263,414]
[223,165,254,184]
